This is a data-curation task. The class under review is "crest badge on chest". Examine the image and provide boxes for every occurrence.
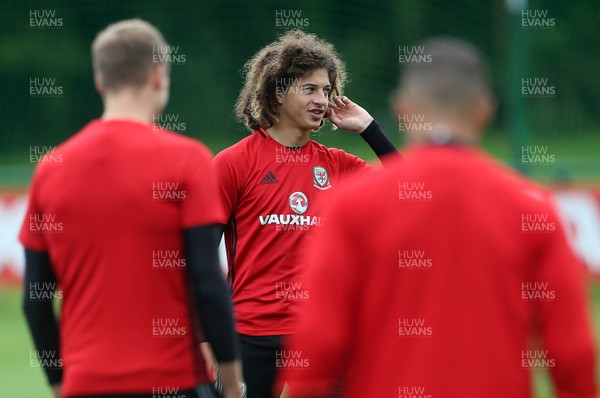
[313,166,332,190]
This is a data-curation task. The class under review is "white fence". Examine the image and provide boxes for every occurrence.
[2,190,600,283]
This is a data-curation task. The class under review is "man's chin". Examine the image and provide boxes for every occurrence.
[293,118,322,133]
[306,119,323,131]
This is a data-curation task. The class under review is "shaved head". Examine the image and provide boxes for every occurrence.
[396,37,495,143]
[401,37,491,116]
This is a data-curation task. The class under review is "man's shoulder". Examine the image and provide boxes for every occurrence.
[214,131,266,165]
[308,140,349,158]
[31,121,98,179]
[468,149,553,205]
[330,146,551,210]
[327,158,399,209]
[155,128,213,159]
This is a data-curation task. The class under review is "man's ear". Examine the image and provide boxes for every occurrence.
[150,64,167,91]
[275,90,285,105]
[473,93,496,134]
[94,73,105,96]
[393,90,413,119]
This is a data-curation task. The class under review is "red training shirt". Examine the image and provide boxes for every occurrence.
[20,119,223,396]
[213,129,372,336]
[282,144,597,398]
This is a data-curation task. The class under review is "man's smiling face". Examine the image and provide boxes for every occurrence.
[276,68,331,132]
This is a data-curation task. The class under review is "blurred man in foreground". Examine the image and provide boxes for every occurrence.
[21,19,243,398]
[280,37,597,397]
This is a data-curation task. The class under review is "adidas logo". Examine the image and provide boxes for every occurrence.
[260,171,279,185]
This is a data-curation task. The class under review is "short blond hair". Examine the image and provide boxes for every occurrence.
[92,19,167,91]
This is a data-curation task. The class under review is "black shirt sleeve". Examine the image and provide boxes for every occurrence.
[22,248,63,385]
[360,120,399,164]
[183,224,240,363]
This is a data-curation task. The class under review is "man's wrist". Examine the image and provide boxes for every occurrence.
[222,382,246,397]
[358,116,374,134]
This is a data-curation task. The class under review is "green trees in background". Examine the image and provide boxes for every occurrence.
[1,0,598,163]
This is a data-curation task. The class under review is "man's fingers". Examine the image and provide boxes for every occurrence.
[326,107,336,118]
[332,96,355,112]
[340,96,353,105]
[332,96,345,108]
[327,108,341,124]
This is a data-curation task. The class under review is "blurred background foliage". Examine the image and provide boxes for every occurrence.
[0,0,598,182]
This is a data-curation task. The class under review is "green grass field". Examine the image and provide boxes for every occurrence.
[2,286,600,397]
[0,288,54,397]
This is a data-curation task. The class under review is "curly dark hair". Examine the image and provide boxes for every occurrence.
[235,29,347,132]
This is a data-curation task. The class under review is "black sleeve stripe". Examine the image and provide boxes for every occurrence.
[226,215,238,290]
[360,119,398,162]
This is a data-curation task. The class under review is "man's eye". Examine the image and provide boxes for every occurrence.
[302,87,314,94]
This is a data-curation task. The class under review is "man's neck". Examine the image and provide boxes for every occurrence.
[408,121,479,146]
[101,92,156,125]
[266,122,311,147]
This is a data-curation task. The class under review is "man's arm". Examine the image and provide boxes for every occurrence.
[359,119,397,160]
[22,248,62,397]
[326,96,398,164]
[534,209,597,397]
[183,224,244,398]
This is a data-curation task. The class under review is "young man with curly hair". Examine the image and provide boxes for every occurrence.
[212,30,397,397]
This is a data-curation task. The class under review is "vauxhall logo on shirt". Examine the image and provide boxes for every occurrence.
[289,191,308,214]
[258,191,322,230]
